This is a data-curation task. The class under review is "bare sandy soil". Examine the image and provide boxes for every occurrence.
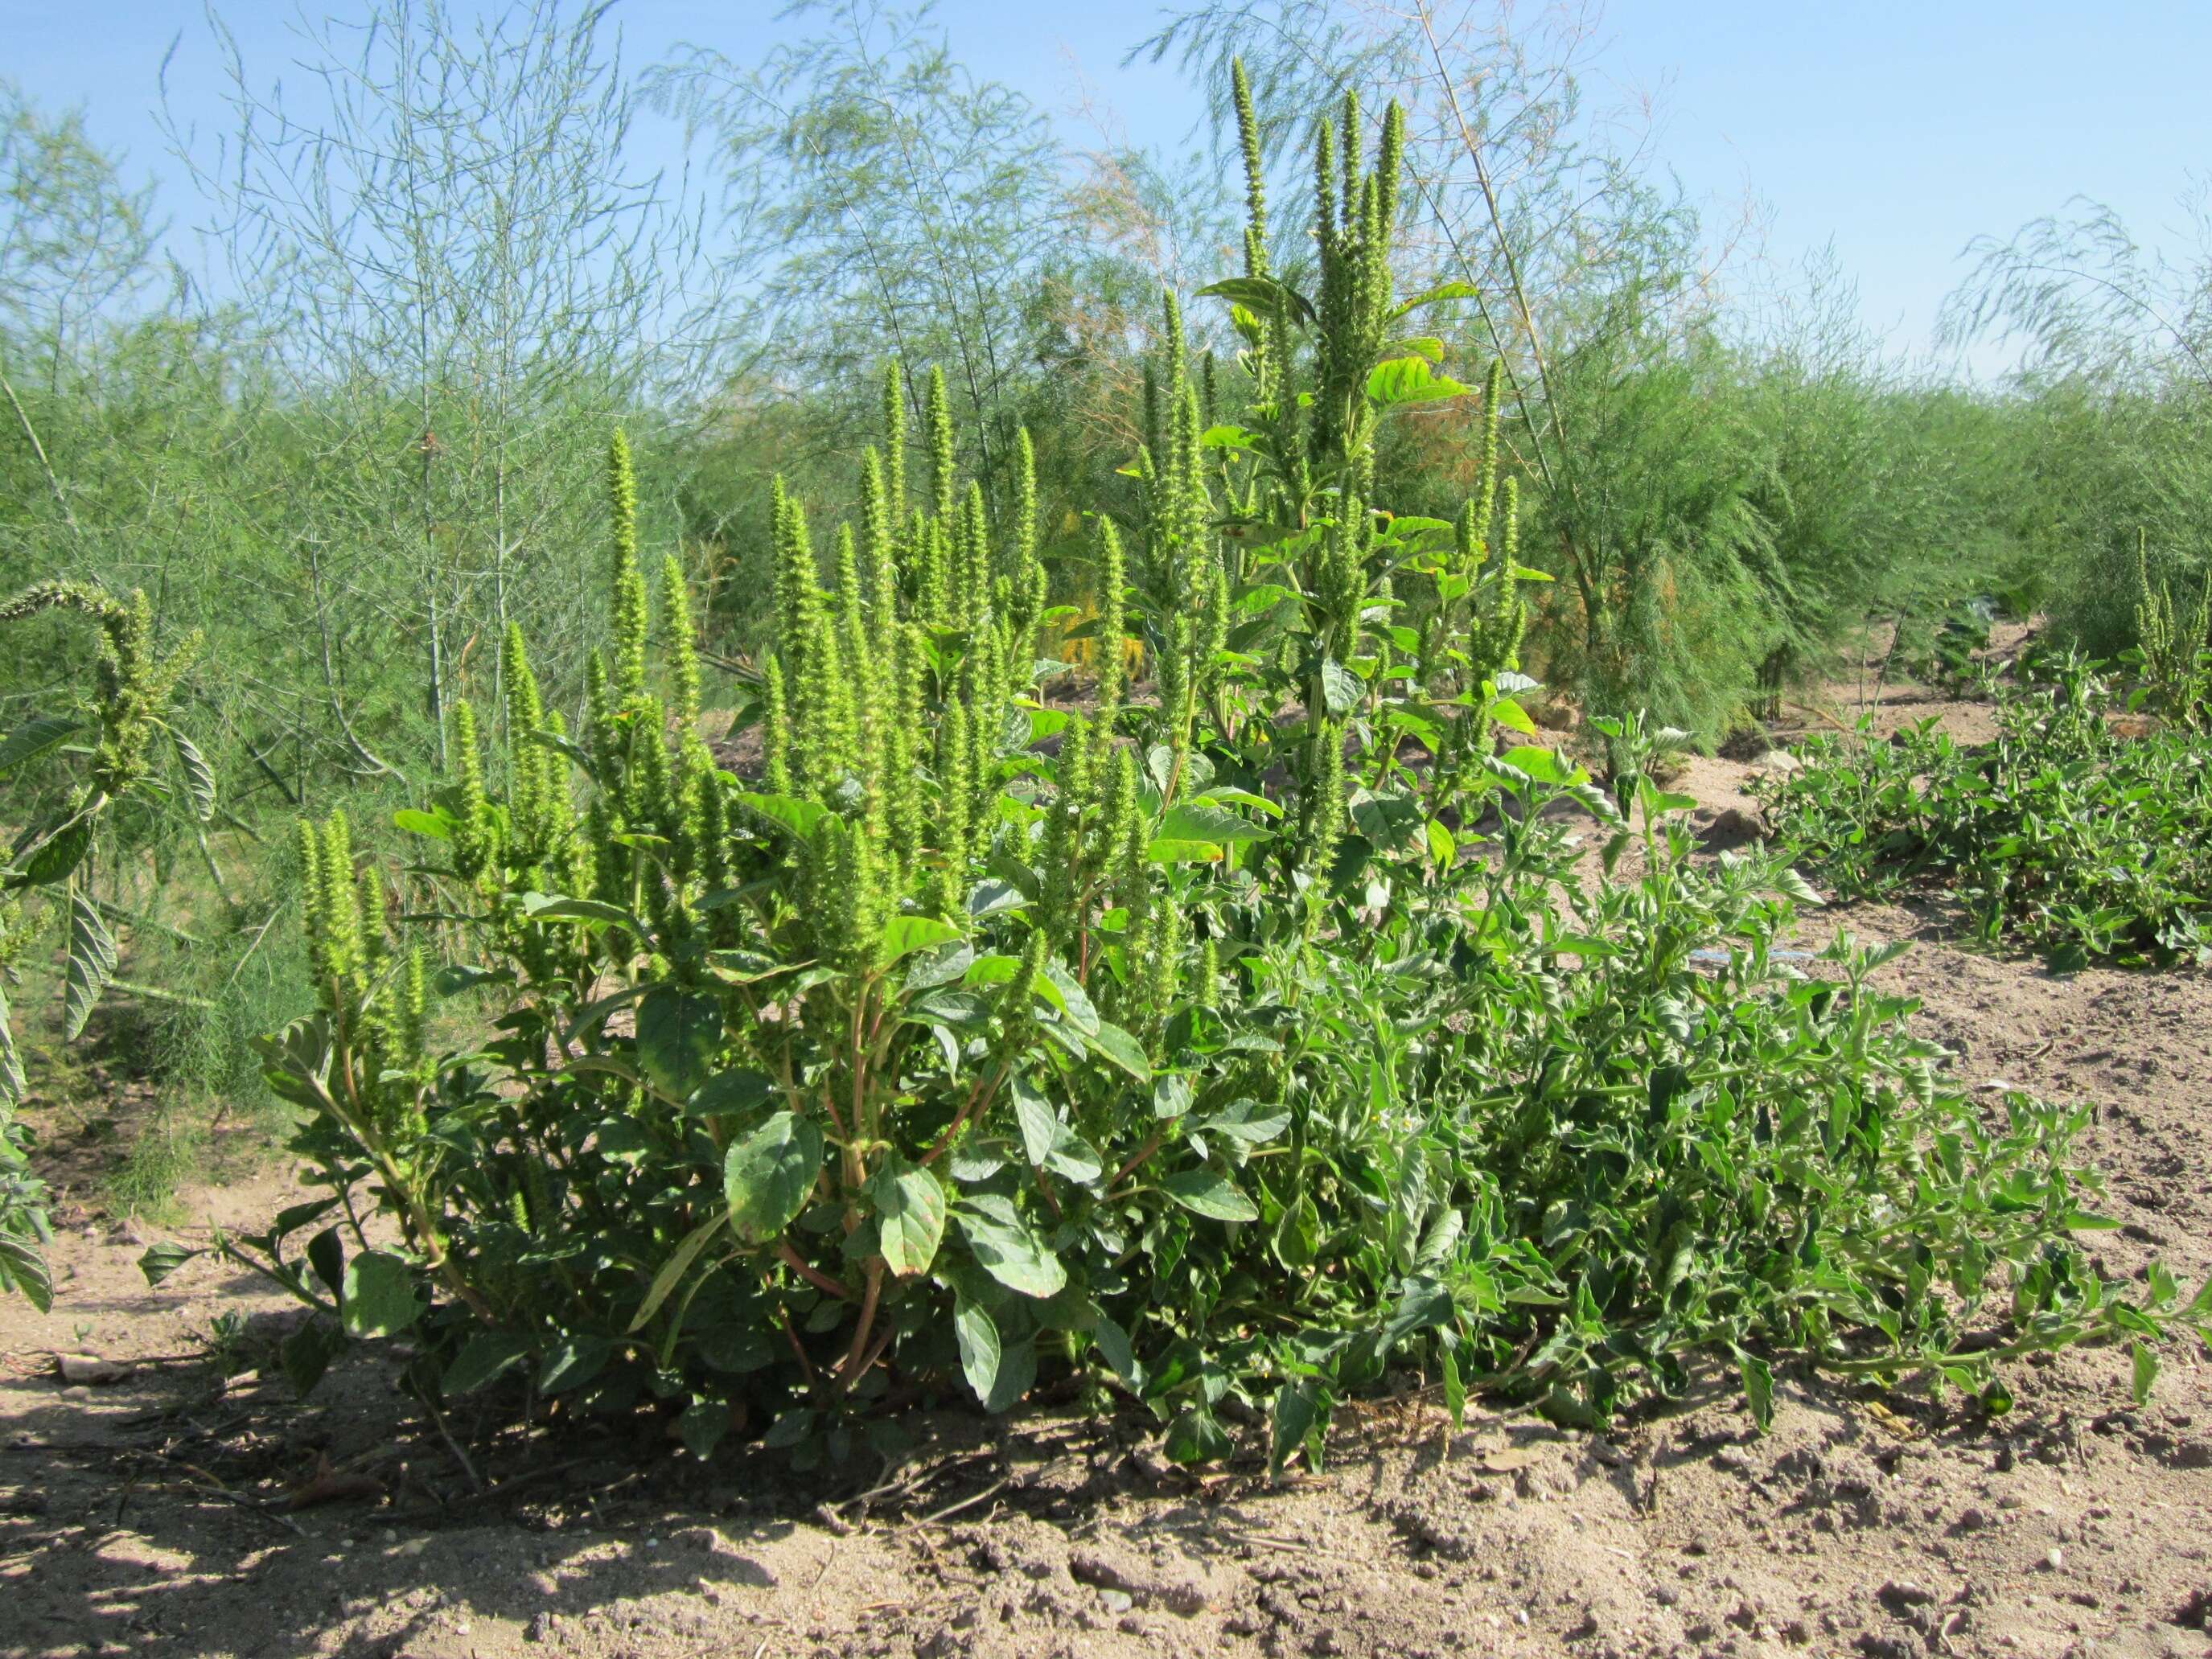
[6,643,2211,1659]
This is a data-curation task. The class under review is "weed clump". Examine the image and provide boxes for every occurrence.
[150,76,2206,1465]
[1758,653,2212,968]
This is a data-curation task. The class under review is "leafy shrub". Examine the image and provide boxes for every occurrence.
[1,580,204,1309]
[2129,536,2211,730]
[1757,654,2212,967]
[148,77,2205,1463]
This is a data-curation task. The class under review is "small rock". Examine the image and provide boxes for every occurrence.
[55,1353,133,1386]
[1752,749,1802,775]
[2045,1547,2065,1571]
[1877,1581,1935,1612]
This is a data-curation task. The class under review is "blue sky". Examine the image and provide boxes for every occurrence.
[12,1,2210,372]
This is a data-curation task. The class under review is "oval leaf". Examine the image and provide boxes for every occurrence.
[724,1112,824,1246]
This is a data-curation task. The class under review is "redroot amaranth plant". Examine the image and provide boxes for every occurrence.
[162,64,2202,1466]
[1,580,204,1309]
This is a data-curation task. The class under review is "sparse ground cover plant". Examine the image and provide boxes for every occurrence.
[125,89,2210,1472]
[1757,649,2212,968]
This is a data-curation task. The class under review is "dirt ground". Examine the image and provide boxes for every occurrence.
[6,642,2211,1659]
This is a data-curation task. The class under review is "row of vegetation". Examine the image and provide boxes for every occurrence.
[1758,643,2212,971]
[4,2,2211,1460]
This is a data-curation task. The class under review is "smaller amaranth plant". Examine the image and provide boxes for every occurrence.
[1,579,206,1309]
[1758,651,2212,967]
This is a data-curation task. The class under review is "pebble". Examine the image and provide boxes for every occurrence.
[2045,1548,2066,1571]
[1100,1589,1133,1615]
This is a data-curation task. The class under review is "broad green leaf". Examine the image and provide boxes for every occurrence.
[0,714,79,774]
[676,1398,732,1460]
[138,1242,201,1287]
[306,1227,344,1299]
[1086,1020,1152,1082]
[171,731,216,823]
[1349,791,1424,852]
[955,1198,1066,1298]
[1366,356,1470,407]
[2131,1340,2161,1406]
[0,1236,52,1314]
[279,1319,345,1397]
[870,1156,947,1278]
[1773,868,1827,907]
[1489,696,1539,737]
[953,1296,1001,1403]
[882,914,962,965]
[339,1250,421,1338]
[1268,1379,1322,1478]
[1203,1101,1291,1144]
[902,940,972,992]
[635,988,722,1102]
[15,816,91,888]
[724,1112,824,1246]
[1161,1168,1260,1223]
[1273,1192,1320,1268]
[985,1335,1038,1414]
[1089,1311,1138,1386]
[687,1068,774,1117]
[1165,1403,1233,1464]
[1155,803,1272,846]
[1009,1076,1058,1167]
[520,892,635,929]
[1146,839,1226,864]
[1041,959,1101,1034]
[0,983,23,1109]
[1736,1347,1774,1433]
[538,1335,613,1394]
[1319,657,1363,716]
[1195,273,1317,326]
[1152,1074,1194,1119]
[393,807,454,840]
[1390,277,1482,318]
[1499,744,1569,785]
[735,792,828,838]
[1425,819,1456,867]
[1380,335,1445,363]
[63,890,117,1041]
[1441,1344,1467,1428]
